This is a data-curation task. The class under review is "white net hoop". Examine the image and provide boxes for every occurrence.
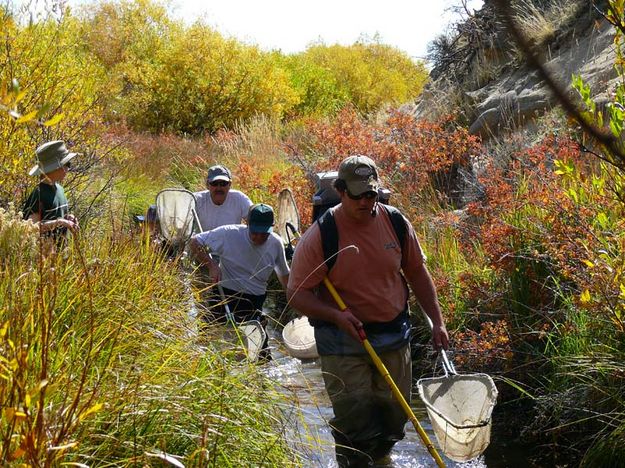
[276,188,300,242]
[155,189,196,245]
[282,316,318,359]
[417,372,498,462]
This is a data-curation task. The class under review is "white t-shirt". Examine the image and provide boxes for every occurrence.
[194,189,253,232]
[194,224,290,295]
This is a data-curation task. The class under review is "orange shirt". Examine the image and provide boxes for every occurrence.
[288,203,425,322]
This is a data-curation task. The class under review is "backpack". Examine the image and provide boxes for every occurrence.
[316,203,407,271]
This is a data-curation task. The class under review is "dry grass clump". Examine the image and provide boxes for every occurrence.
[512,0,586,49]
[0,204,38,265]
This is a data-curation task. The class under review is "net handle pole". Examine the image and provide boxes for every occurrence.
[285,221,298,242]
[323,277,446,468]
[422,313,457,376]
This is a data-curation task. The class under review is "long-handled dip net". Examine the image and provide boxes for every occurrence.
[417,344,498,462]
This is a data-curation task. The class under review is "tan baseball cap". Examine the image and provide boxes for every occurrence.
[338,155,379,196]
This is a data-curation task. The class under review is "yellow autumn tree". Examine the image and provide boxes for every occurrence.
[300,40,429,114]
[0,7,107,207]
[117,22,299,133]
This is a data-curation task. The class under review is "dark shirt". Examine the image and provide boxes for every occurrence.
[22,182,69,237]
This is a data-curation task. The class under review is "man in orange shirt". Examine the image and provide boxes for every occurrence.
[287,155,448,467]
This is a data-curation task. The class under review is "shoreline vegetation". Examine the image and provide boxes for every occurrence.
[2,0,624,466]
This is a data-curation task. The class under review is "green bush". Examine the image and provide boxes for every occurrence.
[300,40,429,114]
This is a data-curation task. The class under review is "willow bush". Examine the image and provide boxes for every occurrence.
[0,7,107,212]
[76,0,429,135]
[299,41,429,115]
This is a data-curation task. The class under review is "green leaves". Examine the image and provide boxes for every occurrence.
[608,102,624,137]
[554,158,574,176]
[43,113,65,127]
[81,1,429,133]
[300,42,428,115]
[606,0,625,24]
[15,110,38,123]
[572,74,592,109]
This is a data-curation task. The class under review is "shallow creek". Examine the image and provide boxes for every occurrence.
[263,325,528,468]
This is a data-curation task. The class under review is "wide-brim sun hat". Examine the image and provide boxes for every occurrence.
[29,140,79,176]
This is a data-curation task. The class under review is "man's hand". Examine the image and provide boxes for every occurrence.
[59,217,79,233]
[333,307,363,343]
[208,264,222,283]
[432,324,449,351]
[190,237,213,266]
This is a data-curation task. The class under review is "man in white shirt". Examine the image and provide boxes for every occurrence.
[192,165,254,320]
[190,204,290,359]
[194,165,253,232]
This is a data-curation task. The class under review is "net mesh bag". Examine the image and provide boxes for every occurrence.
[239,321,265,361]
[155,189,196,246]
[276,188,300,242]
[417,372,498,462]
[282,316,318,359]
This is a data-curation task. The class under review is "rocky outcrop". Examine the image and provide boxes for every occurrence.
[468,19,616,138]
[413,1,619,140]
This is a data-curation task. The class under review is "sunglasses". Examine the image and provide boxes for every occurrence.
[64,161,71,170]
[209,180,230,187]
[346,190,378,201]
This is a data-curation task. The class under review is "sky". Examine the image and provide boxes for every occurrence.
[165,0,484,61]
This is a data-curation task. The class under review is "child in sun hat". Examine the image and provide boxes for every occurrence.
[22,140,80,240]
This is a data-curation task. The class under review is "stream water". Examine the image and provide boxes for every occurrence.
[189,292,527,467]
[263,324,529,468]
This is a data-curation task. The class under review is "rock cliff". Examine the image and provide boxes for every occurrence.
[412,0,618,140]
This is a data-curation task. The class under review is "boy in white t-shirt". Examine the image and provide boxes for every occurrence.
[194,165,253,232]
[190,204,290,359]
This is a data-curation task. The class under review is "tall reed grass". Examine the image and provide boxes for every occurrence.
[0,206,296,466]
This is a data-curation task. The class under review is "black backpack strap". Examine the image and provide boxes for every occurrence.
[380,204,407,249]
[317,205,407,272]
[316,209,339,271]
